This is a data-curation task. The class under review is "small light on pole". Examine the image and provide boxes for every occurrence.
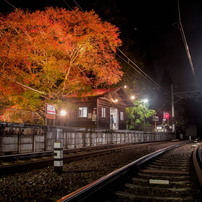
[60,110,67,116]
[131,95,135,100]
[142,99,148,104]
[164,112,170,119]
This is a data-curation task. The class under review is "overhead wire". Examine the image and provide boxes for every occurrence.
[66,0,171,94]
[3,0,171,96]
[2,0,96,96]
[72,0,85,12]
[61,0,73,10]
[177,0,200,89]
[3,0,16,9]
[116,47,169,93]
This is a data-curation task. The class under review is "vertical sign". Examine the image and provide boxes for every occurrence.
[46,103,56,119]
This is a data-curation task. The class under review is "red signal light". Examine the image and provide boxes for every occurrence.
[164,113,170,119]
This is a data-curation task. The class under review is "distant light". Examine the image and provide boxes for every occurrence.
[112,99,118,103]
[124,85,127,89]
[142,99,148,104]
[60,110,67,116]
[157,126,162,130]
[164,112,170,119]
[131,95,135,100]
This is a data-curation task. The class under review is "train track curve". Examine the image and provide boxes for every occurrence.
[58,142,202,202]
[0,141,175,175]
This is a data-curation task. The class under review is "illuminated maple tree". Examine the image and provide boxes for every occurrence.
[0,8,122,117]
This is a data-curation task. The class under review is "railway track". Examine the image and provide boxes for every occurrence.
[58,142,202,202]
[0,141,170,175]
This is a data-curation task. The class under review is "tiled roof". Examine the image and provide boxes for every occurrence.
[62,87,134,107]
[62,87,121,98]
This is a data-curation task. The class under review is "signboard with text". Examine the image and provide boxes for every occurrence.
[152,116,159,122]
[46,103,56,119]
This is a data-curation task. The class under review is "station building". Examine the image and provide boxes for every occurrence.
[61,87,133,130]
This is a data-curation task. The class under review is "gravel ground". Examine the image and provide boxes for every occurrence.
[0,141,191,201]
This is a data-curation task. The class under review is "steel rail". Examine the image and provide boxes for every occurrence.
[0,151,53,161]
[0,141,168,162]
[0,143,133,161]
[58,143,183,202]
[0,142,159,174]
[193,143,202,188]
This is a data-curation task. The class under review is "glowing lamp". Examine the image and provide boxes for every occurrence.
[112,99,118,103]
[60,110,67,116]
[164,113,170,119]
[143,99,148,104]
[131,95,135,100]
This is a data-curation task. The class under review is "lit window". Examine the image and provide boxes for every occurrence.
[101,107,106,118]
[79,107,87,117]
[120,111,124,120]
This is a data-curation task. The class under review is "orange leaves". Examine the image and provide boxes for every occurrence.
[0,7,123,109]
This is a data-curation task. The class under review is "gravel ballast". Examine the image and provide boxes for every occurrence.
[0,141,189,201]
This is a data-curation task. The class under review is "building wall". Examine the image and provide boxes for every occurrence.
[67,99,97,128]
[66,97,127,130]
[97,97,127,130]
[118,106,127,130]
[0,122,176,155]
[98,98,111,129]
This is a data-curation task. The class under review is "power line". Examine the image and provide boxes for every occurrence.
[4,0,170,95]
[2,0,96,94]
[72,0,84,12]
[61,0,165,91]
[3,0,16,9]
[64,0,199,93]
[177,0,200,89]
[116,47,169,92]
[68,0,170,94]
[61,0,73,10]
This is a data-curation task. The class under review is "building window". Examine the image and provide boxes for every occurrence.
[79,107,87,117]
[120,111,124,120]
[101,107,106,118]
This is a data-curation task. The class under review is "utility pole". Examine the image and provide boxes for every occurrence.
[171,84,175,133]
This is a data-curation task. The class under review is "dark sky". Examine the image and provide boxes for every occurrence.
[1,0,201,89]
[1,0,202,133]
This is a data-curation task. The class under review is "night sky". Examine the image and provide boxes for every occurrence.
[1,0,202,135]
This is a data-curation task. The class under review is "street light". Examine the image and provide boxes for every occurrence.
[60,110,67,116]
[131,95,135,100]
[142,99,148,104]
[112,99,118,103]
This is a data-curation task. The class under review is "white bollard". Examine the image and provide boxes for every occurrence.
[54,142,63,174]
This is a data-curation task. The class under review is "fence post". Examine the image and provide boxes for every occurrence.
[44,126,47,151]
[83,132,86,147]
[18,133,21,154]
[33,133,35,152]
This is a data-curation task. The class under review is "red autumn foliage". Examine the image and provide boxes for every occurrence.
[0,7,123,111]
